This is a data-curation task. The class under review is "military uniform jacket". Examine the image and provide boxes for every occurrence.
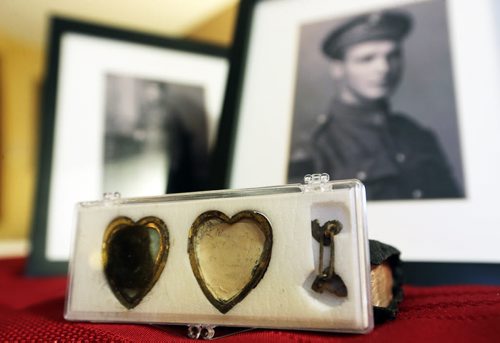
[288,99,462,200]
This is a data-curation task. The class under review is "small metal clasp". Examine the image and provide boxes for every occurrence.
[311,219,347,297]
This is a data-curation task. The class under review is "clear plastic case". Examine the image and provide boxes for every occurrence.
[65,174,373,334]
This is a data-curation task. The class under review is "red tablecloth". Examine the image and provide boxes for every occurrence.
[1,257,499,342]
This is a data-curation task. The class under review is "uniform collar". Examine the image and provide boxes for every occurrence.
[328,97,390,126]
[321,97,399,181]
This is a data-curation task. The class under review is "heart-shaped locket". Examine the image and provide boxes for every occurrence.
[188,210,273,314]
[102,216,169,309]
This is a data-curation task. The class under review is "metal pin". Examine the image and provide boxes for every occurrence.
[318,230,324,274]
[311,220,347,297]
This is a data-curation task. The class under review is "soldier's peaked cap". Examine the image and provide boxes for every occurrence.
[322,10,412,59]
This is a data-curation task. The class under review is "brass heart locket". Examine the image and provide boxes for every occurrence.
[102,216,169,309]
[188,210,273,314]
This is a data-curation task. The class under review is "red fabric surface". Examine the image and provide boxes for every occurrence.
[1,257,500,342]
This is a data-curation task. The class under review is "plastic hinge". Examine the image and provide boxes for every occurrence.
[187,325,216,340]
[303,173,331,192]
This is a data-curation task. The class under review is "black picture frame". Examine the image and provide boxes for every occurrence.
[211,0,500,285]
[28,17,229,275]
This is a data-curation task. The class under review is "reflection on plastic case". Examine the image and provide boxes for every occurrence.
[65,174,373,335]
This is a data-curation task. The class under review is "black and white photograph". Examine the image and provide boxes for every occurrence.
[287,0,464,201]
[28,17,228,274]
[103,75,209,195]
[218,0,500,264]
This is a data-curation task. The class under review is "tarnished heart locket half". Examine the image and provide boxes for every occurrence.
[188,210,273,314]
[102,216,169,309]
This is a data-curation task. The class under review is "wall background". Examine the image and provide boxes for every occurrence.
[0,33,43,242]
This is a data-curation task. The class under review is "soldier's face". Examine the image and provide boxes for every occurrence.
[331,39,403,103]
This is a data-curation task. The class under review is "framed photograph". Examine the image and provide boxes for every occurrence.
[212,0,500,283]
[28,17,229,275]
[0,56,3,218]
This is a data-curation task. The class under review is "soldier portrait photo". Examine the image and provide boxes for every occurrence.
[288,0,464,201]
[103,75,210,196]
